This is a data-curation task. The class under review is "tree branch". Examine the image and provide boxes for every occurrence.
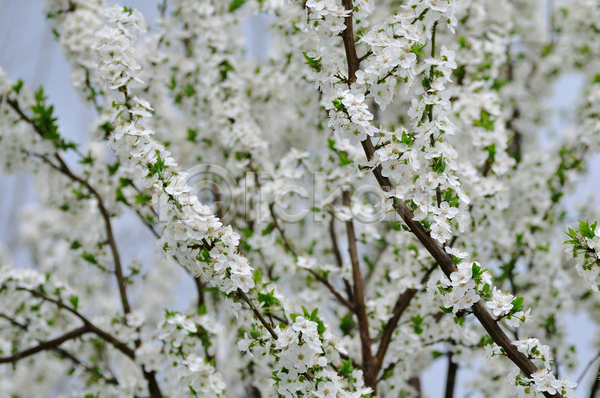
[341,0,359,84]
[444,352,458,398]
[269,202,354,311]
[330,214,355,303]
[374,265,436,371]
[6,97,131,316]
[335,4,559,392]
[237,288,278,340]
[18,287,135,359]
[0,312,118,384]
[591,364,600,398]
[359,138,559,397]
[342,190,376,390]
[0,326,90,364]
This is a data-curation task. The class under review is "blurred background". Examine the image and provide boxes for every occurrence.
[0,0,599,396]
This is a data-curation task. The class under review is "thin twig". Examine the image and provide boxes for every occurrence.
[374,265,436,370]
[7,98,131,316]
[577,350,600,385]
[0,326,91,364]
[269,202,354,310]
[329,213,355,303]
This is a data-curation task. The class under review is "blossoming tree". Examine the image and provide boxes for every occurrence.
[1,0,600,397]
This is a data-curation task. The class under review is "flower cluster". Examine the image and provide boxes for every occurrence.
[152,311,226,397]
[305,0,471,246]
[1,0,600,396]
[91,4,146,89]
[512,337,554,370]
[95,7,258,297]
[428,246,535,327]
[507,367,576,398]
[565,220,600,294]
[238,309,370,397]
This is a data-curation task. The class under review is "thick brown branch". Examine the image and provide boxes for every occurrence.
[342,191,376,390]
[337,0,558,393]
[359,138,560,398]
[444,353,458,398]
[590,364,600,398]
[341,0,360,83]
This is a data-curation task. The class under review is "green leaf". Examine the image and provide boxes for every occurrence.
[484,144,496,164]
[107,161,120,176]
[338,151,353,166]
[410,43,426,56]
[471,263,483,280]
[301,306,310,318]
[12,80,23,94]
[340,313,355,336]
[149,154,164,176]
[480,283,492,300]
[400,130,414,145]
[187,129,198,142]
[339,358,353,376]
[473,110,495,131]
[81,252,98,265]
[310,307,319,322]
[262,222,275,236]
[302,52,322,72]
[250,326,261,339]
[327,138,337,152]
[432,156,446,173]
[229,0,246,12]
[183,83,196,97]
[411,315,424,335]
[317,320,325,335]
[115,187,126,203]
[432,350,445,358]
[69,295,79,310]
[439,305,453,314]
[219,60,234,80]
[332,98,344,112]
[257,290,278,308]
[510,296,524,314]
[253,269,262,285]
[479,334,494,347]
[78,151,94,165]
[135,193,152,204]
[579,220,597,239]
